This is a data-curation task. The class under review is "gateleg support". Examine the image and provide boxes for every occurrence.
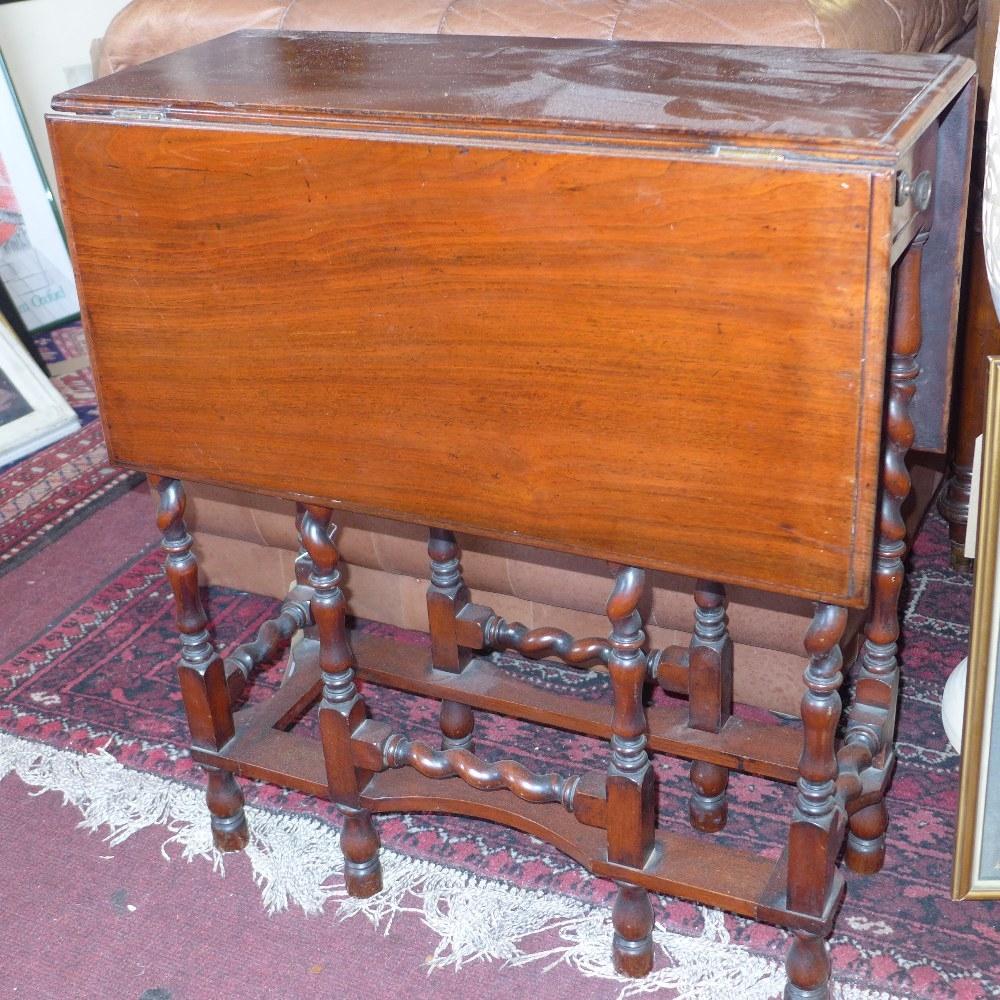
[300,502,382,898]
[605,566,656,977]
[784,602,849,1000]
[843,236,925,876]
[149,475,249,853]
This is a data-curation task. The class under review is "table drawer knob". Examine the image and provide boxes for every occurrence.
[896,169,933,211]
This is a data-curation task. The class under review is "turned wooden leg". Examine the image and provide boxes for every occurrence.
[846,801,889,875]
[687,580,732,832]
[784,603,848,1000]
[150,476,249,853]
[786,932,832,1000]
[440,698,475,751]
[300,503,382,898]
[612,882,655,977]
[689,759,728,832]
[844,240,923,875]
[605,566,655,977]
[205,767,251,852]
[340,806,383,898]
[427,528,475,751]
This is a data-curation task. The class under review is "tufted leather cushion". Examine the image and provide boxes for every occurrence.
[97,0,978,76]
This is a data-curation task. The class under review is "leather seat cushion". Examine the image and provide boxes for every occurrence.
[96,0,977,76]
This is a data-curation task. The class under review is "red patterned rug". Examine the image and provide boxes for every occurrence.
[0,500,996,998]
[0,323,141,574]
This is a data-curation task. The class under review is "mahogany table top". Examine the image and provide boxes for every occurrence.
[48,32,974,606]
[54,30,972,161]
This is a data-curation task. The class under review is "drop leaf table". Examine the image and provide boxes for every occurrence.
[48,31,974,998]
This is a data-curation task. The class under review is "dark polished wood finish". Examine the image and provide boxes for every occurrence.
[687,581,733,832]
[50,32,975,607]
[427,528,477,752]
[605,567,655,976]
[843,240,926,876]
[149,476,249,852]
[785,603,849,999]
[49,31,975,999]
[299,503,383,897]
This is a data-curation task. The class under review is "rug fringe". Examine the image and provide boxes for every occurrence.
[0,732,909,1000]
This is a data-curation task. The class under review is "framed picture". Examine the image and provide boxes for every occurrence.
[0,48,80,334]
[954,355,1000,899]
[0,311,79,467]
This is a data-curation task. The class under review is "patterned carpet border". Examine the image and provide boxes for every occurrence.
[0,511,996,999]
[0,422,143,576]
[0,729,910,1000]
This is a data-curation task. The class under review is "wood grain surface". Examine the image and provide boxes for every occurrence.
[48,30,975,604]
[48,34,977,996]
[52,30,973,163]
[51,117,888,604]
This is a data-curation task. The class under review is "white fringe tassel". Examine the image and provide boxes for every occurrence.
[0,732,909,1000]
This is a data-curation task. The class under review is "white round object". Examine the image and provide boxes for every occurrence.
[942,656,968,754]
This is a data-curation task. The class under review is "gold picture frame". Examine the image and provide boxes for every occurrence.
[954,355,1000,898]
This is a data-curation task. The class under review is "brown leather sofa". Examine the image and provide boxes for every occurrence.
[93,0,977,717]
[96,0,977,76]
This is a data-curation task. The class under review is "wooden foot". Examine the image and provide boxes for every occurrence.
[938,469,972,570]
[205,767,250,852]
[950,548,974,573]
[845,800,888,875]
[689,759,728,832]
[784,932,831,1000]
[341,806,383,898]
[612,882,655,977]
[440,698,475,752]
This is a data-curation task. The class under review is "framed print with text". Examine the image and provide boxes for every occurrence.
[0,48,80,334]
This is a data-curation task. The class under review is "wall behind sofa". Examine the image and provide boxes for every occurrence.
[0,0,131,196]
